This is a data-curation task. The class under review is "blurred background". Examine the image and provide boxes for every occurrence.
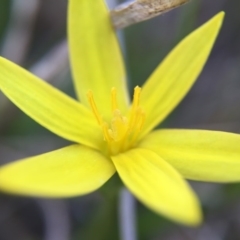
[0,0,240,239]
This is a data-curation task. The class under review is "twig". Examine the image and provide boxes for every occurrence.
[110,0,190,29]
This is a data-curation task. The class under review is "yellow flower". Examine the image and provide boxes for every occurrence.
[0,0,239,226]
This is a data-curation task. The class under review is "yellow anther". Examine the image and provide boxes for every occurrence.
[111,87,118,112]
[87,90,102,125]
[87,86,145,155]
[132,86,141,110]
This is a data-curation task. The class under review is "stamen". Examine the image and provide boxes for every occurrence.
[87,90,102,125]
[111,109,128,141]
[87,86,145,155]
[102,122,112,142]
[132,86,141,110]
[128,86,142,130]
[138,110,145,130]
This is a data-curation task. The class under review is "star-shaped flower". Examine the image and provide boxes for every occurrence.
[0,0,240,226]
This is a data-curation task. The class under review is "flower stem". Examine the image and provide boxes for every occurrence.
[119,188,138,240]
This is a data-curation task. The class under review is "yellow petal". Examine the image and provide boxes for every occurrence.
[140,12,224,137]
[139,129,240,182]
[0,145,115,197]
[112,148,202,225]
[0,57,102,149]
[68,0,129,119]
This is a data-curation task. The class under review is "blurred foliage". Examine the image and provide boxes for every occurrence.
[0,0,240,240]
[0,0,10,40]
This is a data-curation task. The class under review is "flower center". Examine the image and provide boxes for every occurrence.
[87,86,145,155]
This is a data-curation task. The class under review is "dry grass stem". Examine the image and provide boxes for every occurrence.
[111,0,190,29]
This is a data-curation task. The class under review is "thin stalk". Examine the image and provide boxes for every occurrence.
[119,188,138,240]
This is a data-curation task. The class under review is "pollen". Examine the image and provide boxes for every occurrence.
[87,86,145,155]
